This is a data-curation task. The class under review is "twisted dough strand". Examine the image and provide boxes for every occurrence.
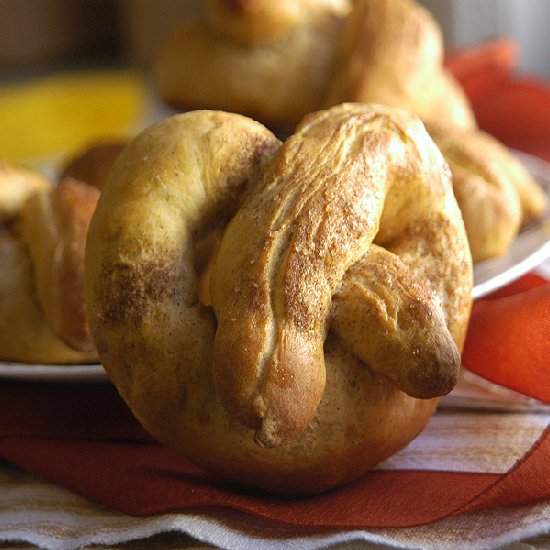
[86,110,281,416]
[210,103,470,446]
[332,244,460,399]
[20,178,99,352]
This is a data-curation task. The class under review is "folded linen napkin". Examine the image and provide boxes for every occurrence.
[0,39,549,536]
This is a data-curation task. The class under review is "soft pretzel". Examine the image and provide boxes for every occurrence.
[427,124,548,262]
[85,105,472,493]
[206,0,315,47]
[154,0,349,127]
[0,160,51,222]
[154,0,474,130]
[0,164,100,364]
[325,0,475,130]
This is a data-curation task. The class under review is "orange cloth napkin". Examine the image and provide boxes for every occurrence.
[445,37,550,162]
[0,39,549,527]
[0,376,548,527]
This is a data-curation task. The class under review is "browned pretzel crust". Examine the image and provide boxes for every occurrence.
[0,163,99,363]
[20,178,99,352]
[86,106,472,494]
[210,103,471,445]
[325,0,475,129]
[427,124,548,262]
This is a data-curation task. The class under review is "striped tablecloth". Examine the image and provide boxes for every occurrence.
[0,395,548,549]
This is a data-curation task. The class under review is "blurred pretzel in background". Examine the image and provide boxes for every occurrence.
[155,0,350,126]
[427,124,548,262]
[154,0,474,130]
[0,161,99,363]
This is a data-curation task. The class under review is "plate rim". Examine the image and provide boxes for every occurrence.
[0,363,108,382]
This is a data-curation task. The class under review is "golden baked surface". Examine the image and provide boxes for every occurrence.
[86,106,473,494]
[154,0,474,129]
[0,162,100,364]
[155,0,349,126]
[428,124,548,262]
[325,0,474,129]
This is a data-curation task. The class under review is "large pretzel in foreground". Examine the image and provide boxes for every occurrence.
[86,105,472,493]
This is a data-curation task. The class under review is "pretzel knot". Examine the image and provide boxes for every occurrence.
[86,104,472,493]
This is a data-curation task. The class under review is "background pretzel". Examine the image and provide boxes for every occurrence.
[427,123,548,262]
[86,105,472,494]
[0,160,50,221]
[325,0,475,130]
[0,162,99,364]
[154,0,474,130]
[205,0,331,47]
[154,0,348,126]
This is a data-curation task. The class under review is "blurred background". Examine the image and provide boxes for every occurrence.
[0,0,548,77]
[0,0,199,76]
[1,0,549,168]
[420,0,550,77]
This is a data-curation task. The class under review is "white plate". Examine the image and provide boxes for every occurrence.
[1,154,549,383]
[0,363,108,382]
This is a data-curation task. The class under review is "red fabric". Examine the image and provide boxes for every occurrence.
[444,38,519,83]
[0,380,548,527]
[445,37,550,162]
[463,275,550,403]
[0,39,548,527]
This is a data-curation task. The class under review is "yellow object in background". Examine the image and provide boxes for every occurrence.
[0,70,146,165]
